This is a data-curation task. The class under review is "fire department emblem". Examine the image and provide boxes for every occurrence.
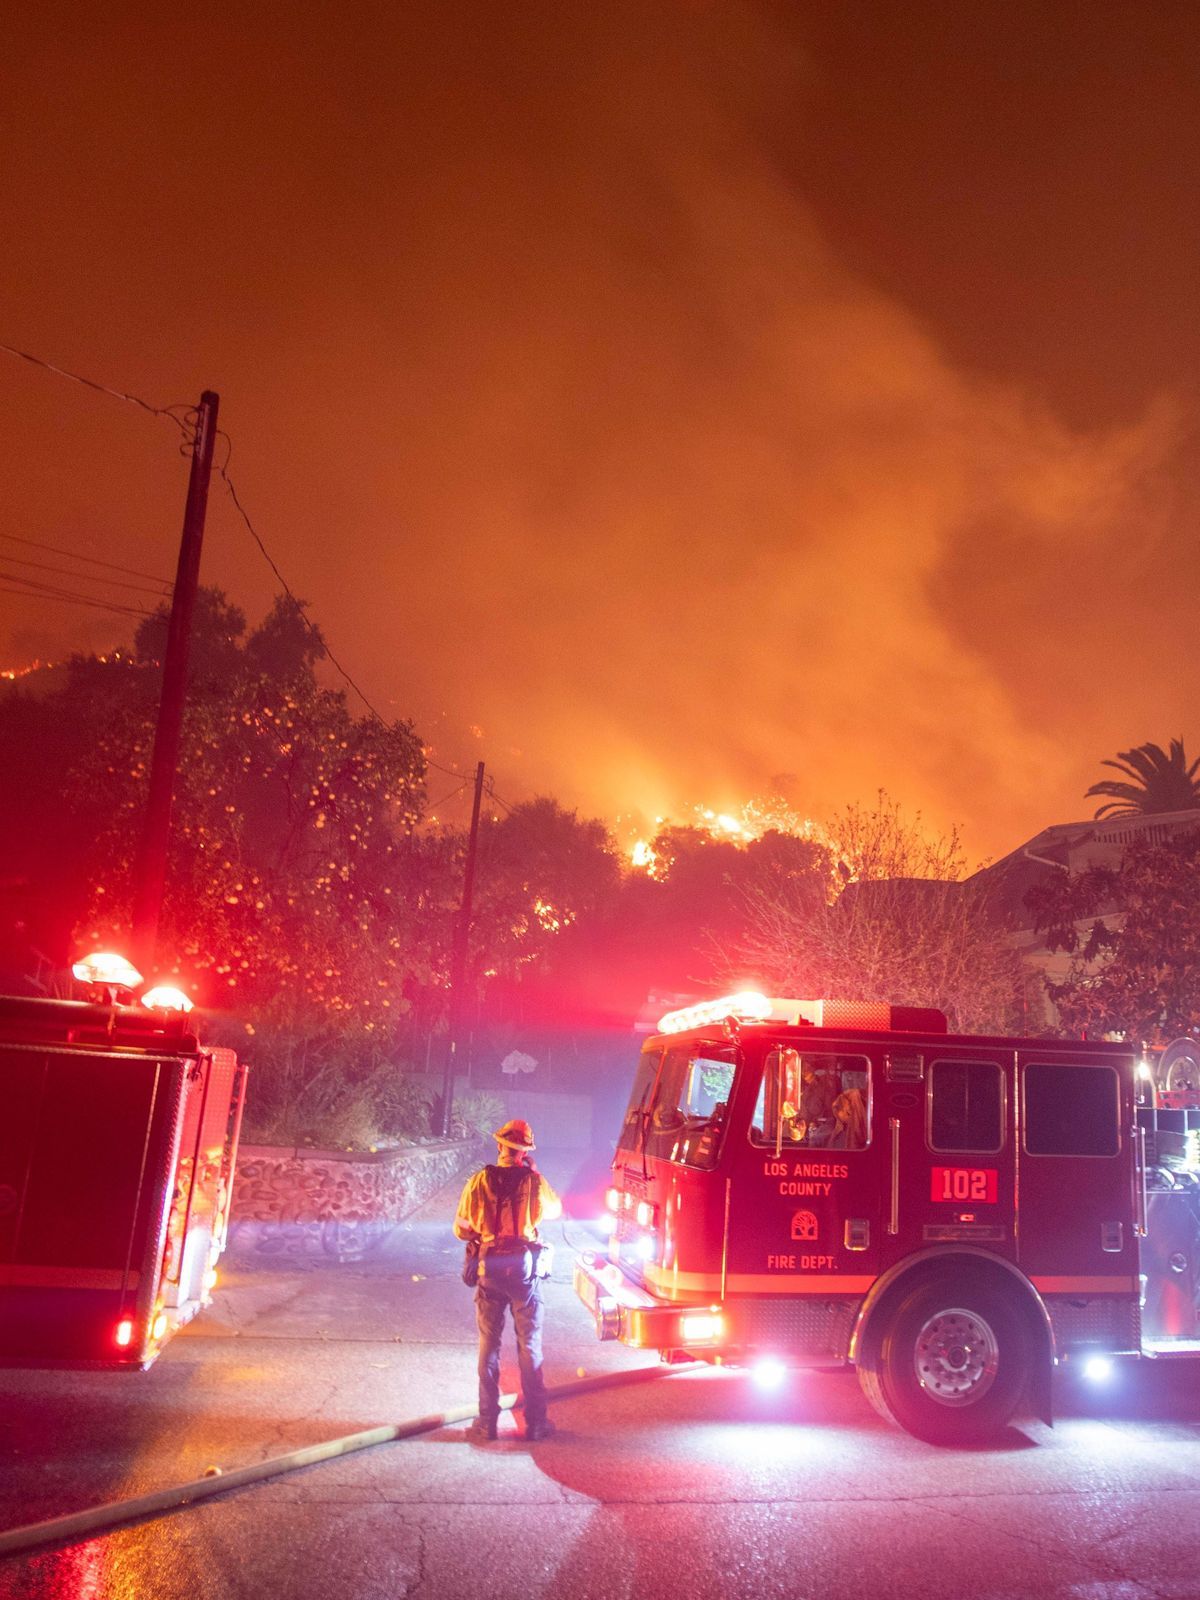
[791,1209,818,1242]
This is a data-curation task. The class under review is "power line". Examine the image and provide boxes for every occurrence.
[0,532,170,587]
[0,580,154,620]
[1,340,494,794]
[424,751,474,781]
[426,778,471,813]
[483,778,514,816]
[0,551,170,599]
[408,747,485,787]
[0,340,192,437]
[216,457,388,720]
[0,570,155,617]
[216,457,481,783]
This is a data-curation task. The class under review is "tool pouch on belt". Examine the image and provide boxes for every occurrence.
[461,1237,481,1287]
[481,1244,551,1286]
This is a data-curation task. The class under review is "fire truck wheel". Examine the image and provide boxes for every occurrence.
[860,1277,1029,1445]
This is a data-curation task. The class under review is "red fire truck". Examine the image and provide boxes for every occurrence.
[574,992,1200,1444]
[0,960,246,1369]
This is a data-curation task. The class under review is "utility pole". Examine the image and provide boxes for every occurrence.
[441,760,485,1137]
[131,390,220,971]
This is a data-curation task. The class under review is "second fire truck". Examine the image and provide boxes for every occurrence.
[575,993,1200,1444]
[0,953,247,1369]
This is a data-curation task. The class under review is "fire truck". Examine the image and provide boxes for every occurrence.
[574,992,1200,1444]
[0,954,247,1369]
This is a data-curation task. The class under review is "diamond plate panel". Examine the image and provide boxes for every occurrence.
[1047,1296,1140,1351]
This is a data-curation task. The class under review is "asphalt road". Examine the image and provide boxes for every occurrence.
[3,1162,1200,1600]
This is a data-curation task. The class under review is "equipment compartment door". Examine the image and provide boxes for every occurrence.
[876,1048,1016,1274]
[1016,1054,1138,1294]
[0,1044,187,1362]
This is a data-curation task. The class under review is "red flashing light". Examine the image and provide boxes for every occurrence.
[141,985,194,1014]
[73,951,144,990]
[114,1318,134,1348]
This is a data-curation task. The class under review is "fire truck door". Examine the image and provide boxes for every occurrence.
[737,1045,879,1295]
[1014,1054,1138,1294]
[876,1049,1017,1273]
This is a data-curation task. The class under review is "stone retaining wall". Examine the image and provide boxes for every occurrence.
[228,1138,479,1263]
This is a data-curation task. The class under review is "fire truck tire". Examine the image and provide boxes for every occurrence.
[859,1276,1030,1445]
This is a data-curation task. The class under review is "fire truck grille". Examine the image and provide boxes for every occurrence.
[1047,1296,1140,1353]
[617,1170,651,1202]
[730,1297,852,1358]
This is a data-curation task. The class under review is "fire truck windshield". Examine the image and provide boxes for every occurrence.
[616,1039,737,1171]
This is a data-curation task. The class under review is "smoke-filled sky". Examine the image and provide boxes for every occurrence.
[3,0,1198,861]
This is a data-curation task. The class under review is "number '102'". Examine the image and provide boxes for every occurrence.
[931,1166,997,1204]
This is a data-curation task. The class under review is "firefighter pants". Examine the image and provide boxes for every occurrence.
[475,1256,547,1429]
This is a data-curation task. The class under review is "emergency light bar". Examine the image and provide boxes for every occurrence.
[657,991,773,1034]
[656,993,949,1035]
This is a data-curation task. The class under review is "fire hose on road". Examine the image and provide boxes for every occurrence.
[0,1363,678,1560]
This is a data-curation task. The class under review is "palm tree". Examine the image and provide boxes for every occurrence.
[1086,739,1200,819]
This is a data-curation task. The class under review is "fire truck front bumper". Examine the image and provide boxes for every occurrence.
[574,1251,724,1351]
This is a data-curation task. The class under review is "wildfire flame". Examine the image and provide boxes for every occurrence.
[626,796,828,875]
[0,659,51,681]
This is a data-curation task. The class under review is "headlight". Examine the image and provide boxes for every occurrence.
[680,1312,724,1343]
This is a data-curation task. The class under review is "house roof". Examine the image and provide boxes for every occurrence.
[968,808,1200,929]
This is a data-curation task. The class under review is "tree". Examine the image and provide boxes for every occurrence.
[74,653,428,1031]
[134,587,248,689]
[825,791,966,884]
[723,793,1026,1034]
[1085,739,1200,820]
[243,595,325,683]
[0,590,430,1047]
[1026,827,1200,1042]
[468,798,622,989]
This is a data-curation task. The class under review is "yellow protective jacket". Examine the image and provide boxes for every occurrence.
[454,1163,563,1251]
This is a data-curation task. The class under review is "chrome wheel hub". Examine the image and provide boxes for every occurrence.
[914,1307,999,1407]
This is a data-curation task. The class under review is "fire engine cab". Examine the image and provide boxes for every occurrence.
[0,954,247,1369]
[574,993,1200,1444]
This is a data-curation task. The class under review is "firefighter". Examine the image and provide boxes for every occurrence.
[828,1088,867,1149]
[455,1118,563,1442]
[781,1063,838,1145]
[798,1064,837,1127]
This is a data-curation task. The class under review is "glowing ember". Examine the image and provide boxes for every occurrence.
[532,897,568,932]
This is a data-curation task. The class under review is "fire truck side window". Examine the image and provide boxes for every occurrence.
[617,1048,662,1156]
[643,1044,737,1170]
[1024,1063,1121,1157]
[750,1051,870,1150]
[929,1060,1003,1153]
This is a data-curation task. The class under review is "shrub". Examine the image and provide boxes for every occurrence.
[224,1013,433,1149]
[452,1090,507,1141]
[369,1070,434,1140]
